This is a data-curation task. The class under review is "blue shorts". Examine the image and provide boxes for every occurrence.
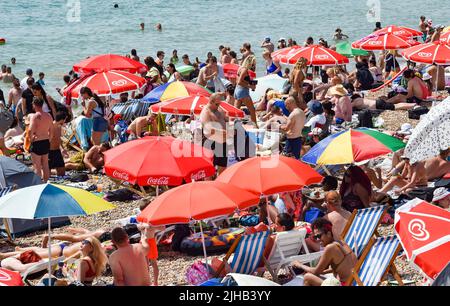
[284,137,302,159]
[93,117,108,132]
[234,85,250,100]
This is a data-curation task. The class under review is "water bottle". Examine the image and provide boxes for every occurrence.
[55,261,64,278]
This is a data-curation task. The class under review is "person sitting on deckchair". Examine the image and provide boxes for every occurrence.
[306,191,352,252]
[292,218,356,286]
[112,114,129,145]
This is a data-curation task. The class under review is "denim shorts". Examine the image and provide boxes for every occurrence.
[234,85,250,100]
[93,117,108,132]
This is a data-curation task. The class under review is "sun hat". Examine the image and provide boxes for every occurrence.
[432,187,450,202]
[422,73,432,81]
[310,100,324,115]
[397,123,413,135]
[327,84,348,97]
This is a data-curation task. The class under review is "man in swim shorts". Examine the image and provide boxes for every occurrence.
[29,97,53,181]
[386,69,429,105]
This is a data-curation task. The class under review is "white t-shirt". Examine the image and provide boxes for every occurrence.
[305,114,326,129]
[20,77,30,91]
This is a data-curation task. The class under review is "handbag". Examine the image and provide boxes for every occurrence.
[186,261,211,285]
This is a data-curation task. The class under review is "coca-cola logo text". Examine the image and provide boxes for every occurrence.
[191,170,206,181]
[147,176,170,185]
[113,170,130,181]
[315,54,329,60]
[418,52,432,57]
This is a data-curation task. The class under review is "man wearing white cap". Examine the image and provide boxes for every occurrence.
[432,187,450,210]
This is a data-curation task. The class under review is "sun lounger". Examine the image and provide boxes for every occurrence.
[345,235,403,286]
[214,231,270,277]
[258,228,323,282]
[21,256,65,286]
[341,205,388,257]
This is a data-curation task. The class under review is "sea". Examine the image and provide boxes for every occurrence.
[0,0,448,97]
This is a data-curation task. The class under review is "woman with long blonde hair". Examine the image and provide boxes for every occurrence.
[234,55,258,126]
[290,57,308,108]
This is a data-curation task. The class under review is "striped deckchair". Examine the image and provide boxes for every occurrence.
[341,205,387,257]
[345,235,404,286]
[215,231,270,277]
[111,99,153,122]
[0,186,13,198]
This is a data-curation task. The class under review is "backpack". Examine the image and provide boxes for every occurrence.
[356,109,374,128]
[103,188,138,202]
[408,106,429,120]
[69,172,89,183]
[186,261,211,285]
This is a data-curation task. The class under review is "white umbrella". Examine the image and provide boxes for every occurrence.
[404,97,450,163]
[250,74,288,103]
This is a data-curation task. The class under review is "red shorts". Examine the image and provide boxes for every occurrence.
[147,237,158,260]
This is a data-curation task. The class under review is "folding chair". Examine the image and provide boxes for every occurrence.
[258,228,323,282]
[21,256,65,286]
[341,205,387,258]
[214,231,270,277]
[345,236,404,286]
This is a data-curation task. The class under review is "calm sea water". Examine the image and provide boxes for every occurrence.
[0,0,448,97]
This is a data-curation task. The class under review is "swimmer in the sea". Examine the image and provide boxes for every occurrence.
[140,22,145,31]
[11,58,16,65]
[114,3,119,8]
[156,23,162,31]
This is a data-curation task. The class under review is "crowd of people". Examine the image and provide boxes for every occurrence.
[0,17,449,286]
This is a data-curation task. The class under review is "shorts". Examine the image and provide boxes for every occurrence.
[30,139,50,156]
[375,98,395,110]
[68,151,85,170]
[234,85,250,100]
[406,96,424,104]
[98,232,111,243]
[93,117,108,133]
[48,149,65,169]
[202,137,228,168]
[284,137,302,159]
[147,237,158,260]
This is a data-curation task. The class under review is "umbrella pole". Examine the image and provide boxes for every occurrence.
[47,217,52,286]
[434,68,439,98]
[265,196,273,226]
[156,185,159,197]
[199,221,208,267]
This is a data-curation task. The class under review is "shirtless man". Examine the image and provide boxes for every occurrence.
[29,97,53,182]
[280,97,305,159]
[196,57,219,92]
[48,112,67,177]
[386,69,428,105]
[424,149,450,180]
[379,156,428,195]
[200,92,229,174]
[109,227,151,286]
[261,105,287,131]
[8,78,22,114]
[306,191,351,252]
[65,142,110,173]
[127,114,158,139]
[419,16,428,41]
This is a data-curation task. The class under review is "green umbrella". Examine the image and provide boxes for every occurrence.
[336,40,369,58]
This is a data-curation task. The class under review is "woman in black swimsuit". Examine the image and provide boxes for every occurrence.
[293,218,357,286]
[340,165,372,212]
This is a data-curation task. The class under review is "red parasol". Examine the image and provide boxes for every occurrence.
[222,63,256,79]
[373,25,423,37]
[103,136,215,186]
[73,54,148,74]
[277,45,349,66]
[150,95,245,117]
[401,40,450,65]
[352,33,421,50]
[0,268,24,286]
[395,198,450,281]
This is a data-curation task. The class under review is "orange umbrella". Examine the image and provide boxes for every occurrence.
[137,181,259,225]
[216,155,323,196]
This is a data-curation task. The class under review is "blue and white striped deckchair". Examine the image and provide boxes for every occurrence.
[346,236,403,286]
[341,205,387,257]
[112,99,153,122]
[229,231,270,275]
[0,186,13,198]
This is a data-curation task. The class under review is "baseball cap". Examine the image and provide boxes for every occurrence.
[432,187,450,202]
[310,100,324,115]
[265,37,271,42]
[26,68,33,75]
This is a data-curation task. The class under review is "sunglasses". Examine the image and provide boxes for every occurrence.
[312,232,324,241]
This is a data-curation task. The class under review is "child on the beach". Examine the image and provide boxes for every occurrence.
[37,72,45,87]
[49,112,67,177]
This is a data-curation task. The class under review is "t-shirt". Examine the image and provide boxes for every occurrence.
[273,196,287,214]
[286,108,305,139]
[305,114,326,129]
[356,68,375,90]
[20,77,30,91]
[21,88,34,115]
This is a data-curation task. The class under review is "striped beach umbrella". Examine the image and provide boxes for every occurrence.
[373,25,423,37]
[401,40,450,65]
[143,81,211,103]
[352,33,421,51]
[73,54,148,74]
[278,45,349,66]
[302,128,406,165]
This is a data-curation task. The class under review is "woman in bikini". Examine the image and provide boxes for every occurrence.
[293,218,357,286]
[234,56,257,126]
[290,57,308,108]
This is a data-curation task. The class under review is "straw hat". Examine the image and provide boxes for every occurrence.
[327,84,348,97]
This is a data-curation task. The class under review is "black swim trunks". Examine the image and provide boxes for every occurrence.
[406,96,424,104]
[30,139,50,156]
[202,136,228,168]
[375,98,395,111]
[48,149,65,169]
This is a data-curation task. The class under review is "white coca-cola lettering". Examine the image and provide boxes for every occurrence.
[191,170,206,181]
[113,170,130,181]
[369,40,382,45]
[418,52,432,57]
[147,176,170,185]
[315,54,329,60]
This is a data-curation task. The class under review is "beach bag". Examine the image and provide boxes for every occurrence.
[186,261,211,285]
[356,109,374,128]
[408,106,429,120]
[103,188,138,202]
[239,214,260,227]
[304,207,325,223]
[69,173,89,183]
[0,109,14,134]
